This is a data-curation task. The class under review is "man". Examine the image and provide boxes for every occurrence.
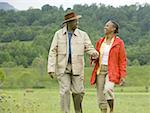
[90,20,127,113]
[48,11,99,113]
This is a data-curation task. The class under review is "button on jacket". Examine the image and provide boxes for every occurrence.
[48,26,97,75]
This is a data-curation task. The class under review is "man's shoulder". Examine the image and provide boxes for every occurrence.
[55,28,63,34]
[76,28,87,35]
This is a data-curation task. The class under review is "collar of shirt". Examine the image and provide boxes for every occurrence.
[103,35,115,44]
[97,35,115,75]
[62,25,78,37]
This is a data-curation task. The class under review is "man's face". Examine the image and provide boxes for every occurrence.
[104,21,115,35]
[67,19,78,30]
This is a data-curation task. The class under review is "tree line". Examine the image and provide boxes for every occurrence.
[0,3,150,67]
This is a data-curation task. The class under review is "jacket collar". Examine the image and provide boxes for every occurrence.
[62,25,78,37]
[97,35,120,51]
[111,35,120,48]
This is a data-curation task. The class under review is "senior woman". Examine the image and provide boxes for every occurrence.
[90,20,127,113]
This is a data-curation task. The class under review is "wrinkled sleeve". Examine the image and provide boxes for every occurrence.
[84,32,98,55]
[47,32,58,73]
[119,40,127,78]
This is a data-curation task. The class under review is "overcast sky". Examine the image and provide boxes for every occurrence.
[0,0,150,10]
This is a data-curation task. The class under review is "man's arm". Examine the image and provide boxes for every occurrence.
[47,32,58,77]
[84,32,99,59]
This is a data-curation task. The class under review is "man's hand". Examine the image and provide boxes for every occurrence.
[91,52,99,60]
[119,77,126,86]
[48,72,55,79]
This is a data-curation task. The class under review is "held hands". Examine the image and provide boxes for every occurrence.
[119,77,126,86]
[90,52,99,65]
[48,72,55,79]
[91,52,99,60]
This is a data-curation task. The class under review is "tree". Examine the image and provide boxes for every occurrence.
[0,51,10,65]
[41,4,52,11]
[0,4,150,67]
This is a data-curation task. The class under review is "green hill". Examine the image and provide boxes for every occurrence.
[0,66,150,89]
[0,3,150,67]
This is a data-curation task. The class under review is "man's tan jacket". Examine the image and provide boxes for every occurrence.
[48,26,97,75]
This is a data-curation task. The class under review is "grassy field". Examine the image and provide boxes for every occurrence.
[0,88,150,113]
[0,66,150,113]
[1,65,150,89]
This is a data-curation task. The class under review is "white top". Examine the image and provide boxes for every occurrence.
[101,44,111,65]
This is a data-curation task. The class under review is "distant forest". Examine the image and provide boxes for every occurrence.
[0,3,150,67]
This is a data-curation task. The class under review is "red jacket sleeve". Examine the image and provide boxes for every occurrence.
[119,40,127,78]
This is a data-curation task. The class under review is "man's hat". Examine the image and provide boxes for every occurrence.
[63,11,82,23]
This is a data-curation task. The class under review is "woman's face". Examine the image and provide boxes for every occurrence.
[104,21,115,35]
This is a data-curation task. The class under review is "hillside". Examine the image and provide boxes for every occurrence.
[0,66,150,88]
[0,2,16,11]
[0,3,150,67]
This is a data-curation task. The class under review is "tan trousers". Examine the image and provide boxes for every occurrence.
[57,64,84,113]
[96,65,114,110]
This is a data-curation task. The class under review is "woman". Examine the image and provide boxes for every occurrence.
[90,20,127,113]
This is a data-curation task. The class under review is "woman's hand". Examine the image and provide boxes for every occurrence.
[91,52,99,60]
[119,77,125,86]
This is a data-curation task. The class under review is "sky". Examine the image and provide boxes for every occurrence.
[0,0,150,10]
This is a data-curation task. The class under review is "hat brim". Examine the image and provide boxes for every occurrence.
[63,15,82,23]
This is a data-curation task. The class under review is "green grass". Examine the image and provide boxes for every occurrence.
[1,65,150,89]
[0,88,150,113]
[84,66,150,87]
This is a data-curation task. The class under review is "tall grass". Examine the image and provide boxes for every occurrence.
[0,65,150,89]
[0,89,149,113]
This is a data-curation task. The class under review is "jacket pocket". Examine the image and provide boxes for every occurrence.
[58,40,67,54]
[72,54,84,75]
[72,42,84,55]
